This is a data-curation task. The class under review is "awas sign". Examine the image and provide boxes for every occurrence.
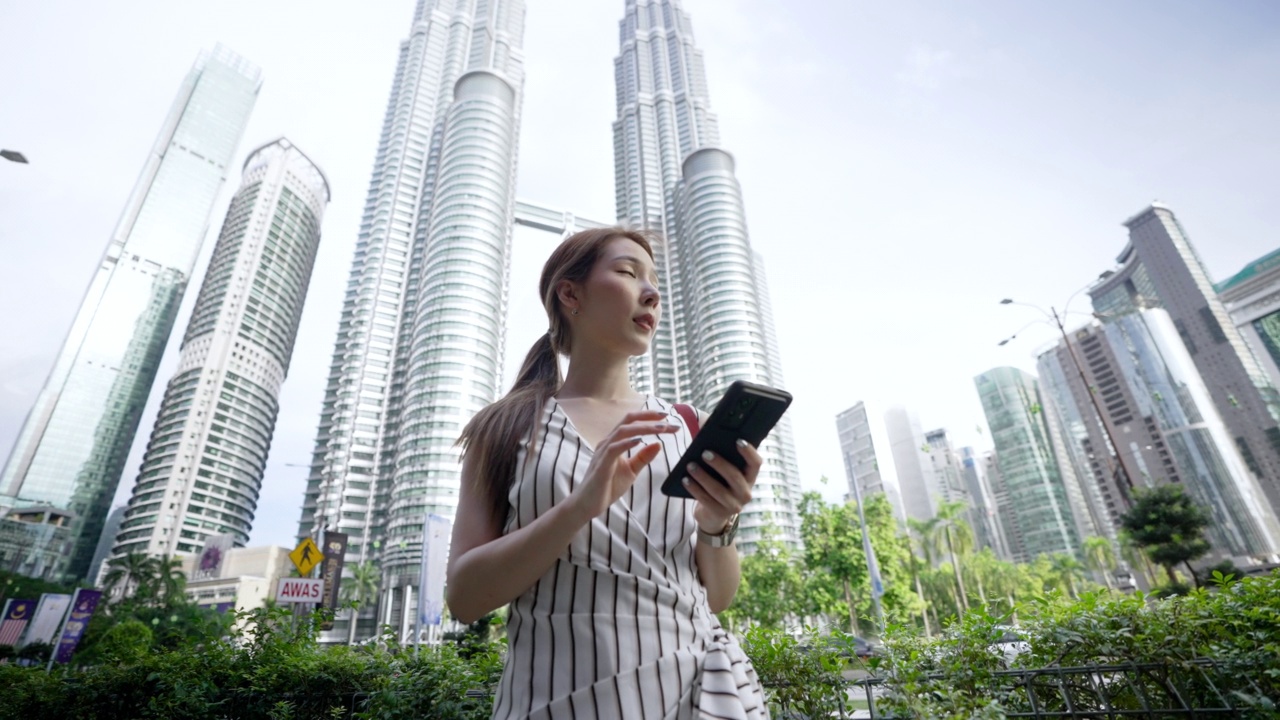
[276,578,325,604]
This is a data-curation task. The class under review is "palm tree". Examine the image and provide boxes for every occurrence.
[341,561,382,644]
[1081,536,1118,590]
[1117,530,1158,588]
[1047,554,1086,599]
[933,501,974,612]
[103,553,158,602]
[907,518,940,633]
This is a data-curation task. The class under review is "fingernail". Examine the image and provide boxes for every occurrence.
[687,463,698,474]
[701,451,714,462]
[681,477,690,486]
[736,439,749,448]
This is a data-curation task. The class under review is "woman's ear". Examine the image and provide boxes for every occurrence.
[556,279,580,313]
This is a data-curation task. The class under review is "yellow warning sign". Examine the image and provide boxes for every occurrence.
[289,537,324,576]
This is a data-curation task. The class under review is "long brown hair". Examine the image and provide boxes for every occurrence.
[458,227,656,524]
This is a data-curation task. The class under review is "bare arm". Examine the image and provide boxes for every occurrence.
[445,411,678,624]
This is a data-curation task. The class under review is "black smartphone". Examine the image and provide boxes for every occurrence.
[660,380,793,499]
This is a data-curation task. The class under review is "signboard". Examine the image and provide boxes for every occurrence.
[276,577,325,604]
[22,593,72,646]
[50,588,102,665]
[194,533,235,580]
[289,537,324,576]
[319,531,348,631]
[417,514,451,628]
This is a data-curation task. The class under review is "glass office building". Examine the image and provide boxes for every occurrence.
[0,46,260,580]
[974,367,1081,562]
[112,138,328,561]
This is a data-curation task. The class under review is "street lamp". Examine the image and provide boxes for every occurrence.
[1,150,29,163]
[998,296,1136,503]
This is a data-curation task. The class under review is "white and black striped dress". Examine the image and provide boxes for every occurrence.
[491,395,769,720]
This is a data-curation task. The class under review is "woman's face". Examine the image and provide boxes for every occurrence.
[570,236,661,357]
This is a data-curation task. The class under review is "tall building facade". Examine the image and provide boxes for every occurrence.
[885,406,938,523]
[1040,312,1280,558]
[1218,249,1280,393]
[974,367,1080,562]
[958,447,1009,559]
[835,401,899,509]
[0,46,260,580]
[613,0,802,547]
[297,0,527,642]
[111,139,328,560]
[1090,203,1280,515]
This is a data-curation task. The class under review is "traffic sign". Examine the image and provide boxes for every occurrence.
[289,537,324,576]
[276,578,325,604]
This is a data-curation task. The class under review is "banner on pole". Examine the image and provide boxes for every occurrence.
[194,533,235,580]
[51,589,102,664]
[417,514,451,628]
[319,530,348,630]
[21,593,71,646]
[0,598,35,646]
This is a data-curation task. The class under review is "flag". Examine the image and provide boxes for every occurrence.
[51,589,103,664]
[319,530,348,631]
[0,598,35,646]
[21,593,71,646]
[417,514,451,627]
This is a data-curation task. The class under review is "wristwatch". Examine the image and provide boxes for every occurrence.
[697,513,740,547]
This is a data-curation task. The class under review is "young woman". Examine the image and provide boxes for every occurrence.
[446,227,769,719]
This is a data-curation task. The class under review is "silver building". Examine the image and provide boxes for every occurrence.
[885,406,939,523]
[111,138,328,561]
[0,46,260,581]
[615,0,802,547]
[1040,312,1280,559]
[958,446,1010,559]
[1218,249,1280,394]
[1090,203,1280,516]
[836,402,886,501]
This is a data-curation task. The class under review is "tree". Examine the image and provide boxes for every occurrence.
[1119,485,1212,586]
[342,560,382,644]
[720,525,805,631]
[933,501,974,612]
[102,553,159,603]
[1047,553,1086,599]
[800,493,867,635]
[1081,536,1117,590]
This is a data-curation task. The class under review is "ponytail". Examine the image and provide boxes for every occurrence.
[458,332,561,524]
[457,226,655,526]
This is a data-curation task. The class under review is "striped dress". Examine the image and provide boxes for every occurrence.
[491,395,769,720]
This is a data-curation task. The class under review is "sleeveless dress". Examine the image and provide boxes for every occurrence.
[491,395,769,720]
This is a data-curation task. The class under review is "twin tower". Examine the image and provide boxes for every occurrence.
[294,0,801,640]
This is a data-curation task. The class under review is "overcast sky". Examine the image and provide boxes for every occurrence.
[2,1,1279,549]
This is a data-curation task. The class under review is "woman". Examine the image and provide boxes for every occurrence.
[446,227,769,719]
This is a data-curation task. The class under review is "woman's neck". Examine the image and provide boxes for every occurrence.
[557,345,638,401]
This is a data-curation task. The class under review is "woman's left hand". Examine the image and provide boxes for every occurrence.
[682,439,760,534]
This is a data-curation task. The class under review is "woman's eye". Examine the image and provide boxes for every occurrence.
[620,270,636,278]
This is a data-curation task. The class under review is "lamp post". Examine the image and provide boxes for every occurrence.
[998,298,1135,504]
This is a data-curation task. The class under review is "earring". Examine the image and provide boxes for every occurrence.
[572,308,579,316]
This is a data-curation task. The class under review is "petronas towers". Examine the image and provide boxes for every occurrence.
[299,0,799,641]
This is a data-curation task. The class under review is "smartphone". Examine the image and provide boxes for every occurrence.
[660,380,793,499]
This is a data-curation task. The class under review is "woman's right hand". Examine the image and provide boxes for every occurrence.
[568,410,679,521]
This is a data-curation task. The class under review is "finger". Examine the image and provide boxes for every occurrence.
[617,410,670,426]
[625,442,663,474]
[599,436,645,464]
[686,461,741,511]
[606,419,681,445]
[735,439,763,483]
[679,471,725,510]
[696,451,753,503]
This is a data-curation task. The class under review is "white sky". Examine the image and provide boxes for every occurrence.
[1,1,1278,548]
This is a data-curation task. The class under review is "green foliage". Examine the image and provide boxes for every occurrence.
[718,524,806,631]
[741,625,847,719]
[1120,484,1212,584]
[0,569,80,602]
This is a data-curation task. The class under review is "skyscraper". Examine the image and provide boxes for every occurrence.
[1218,249,1280,393]
[111,138,329,560]
[0,46,260,581]
[885,406,938,523]
[1039,312,1280,558]
[835,401,903,515]
[1090,203,1280,515]
[958,446,1009,559]
[613,0,802,547]
[298,0,527,642]
[974,367,1080,562]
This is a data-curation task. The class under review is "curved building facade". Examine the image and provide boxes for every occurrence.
[112,138,328,559]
